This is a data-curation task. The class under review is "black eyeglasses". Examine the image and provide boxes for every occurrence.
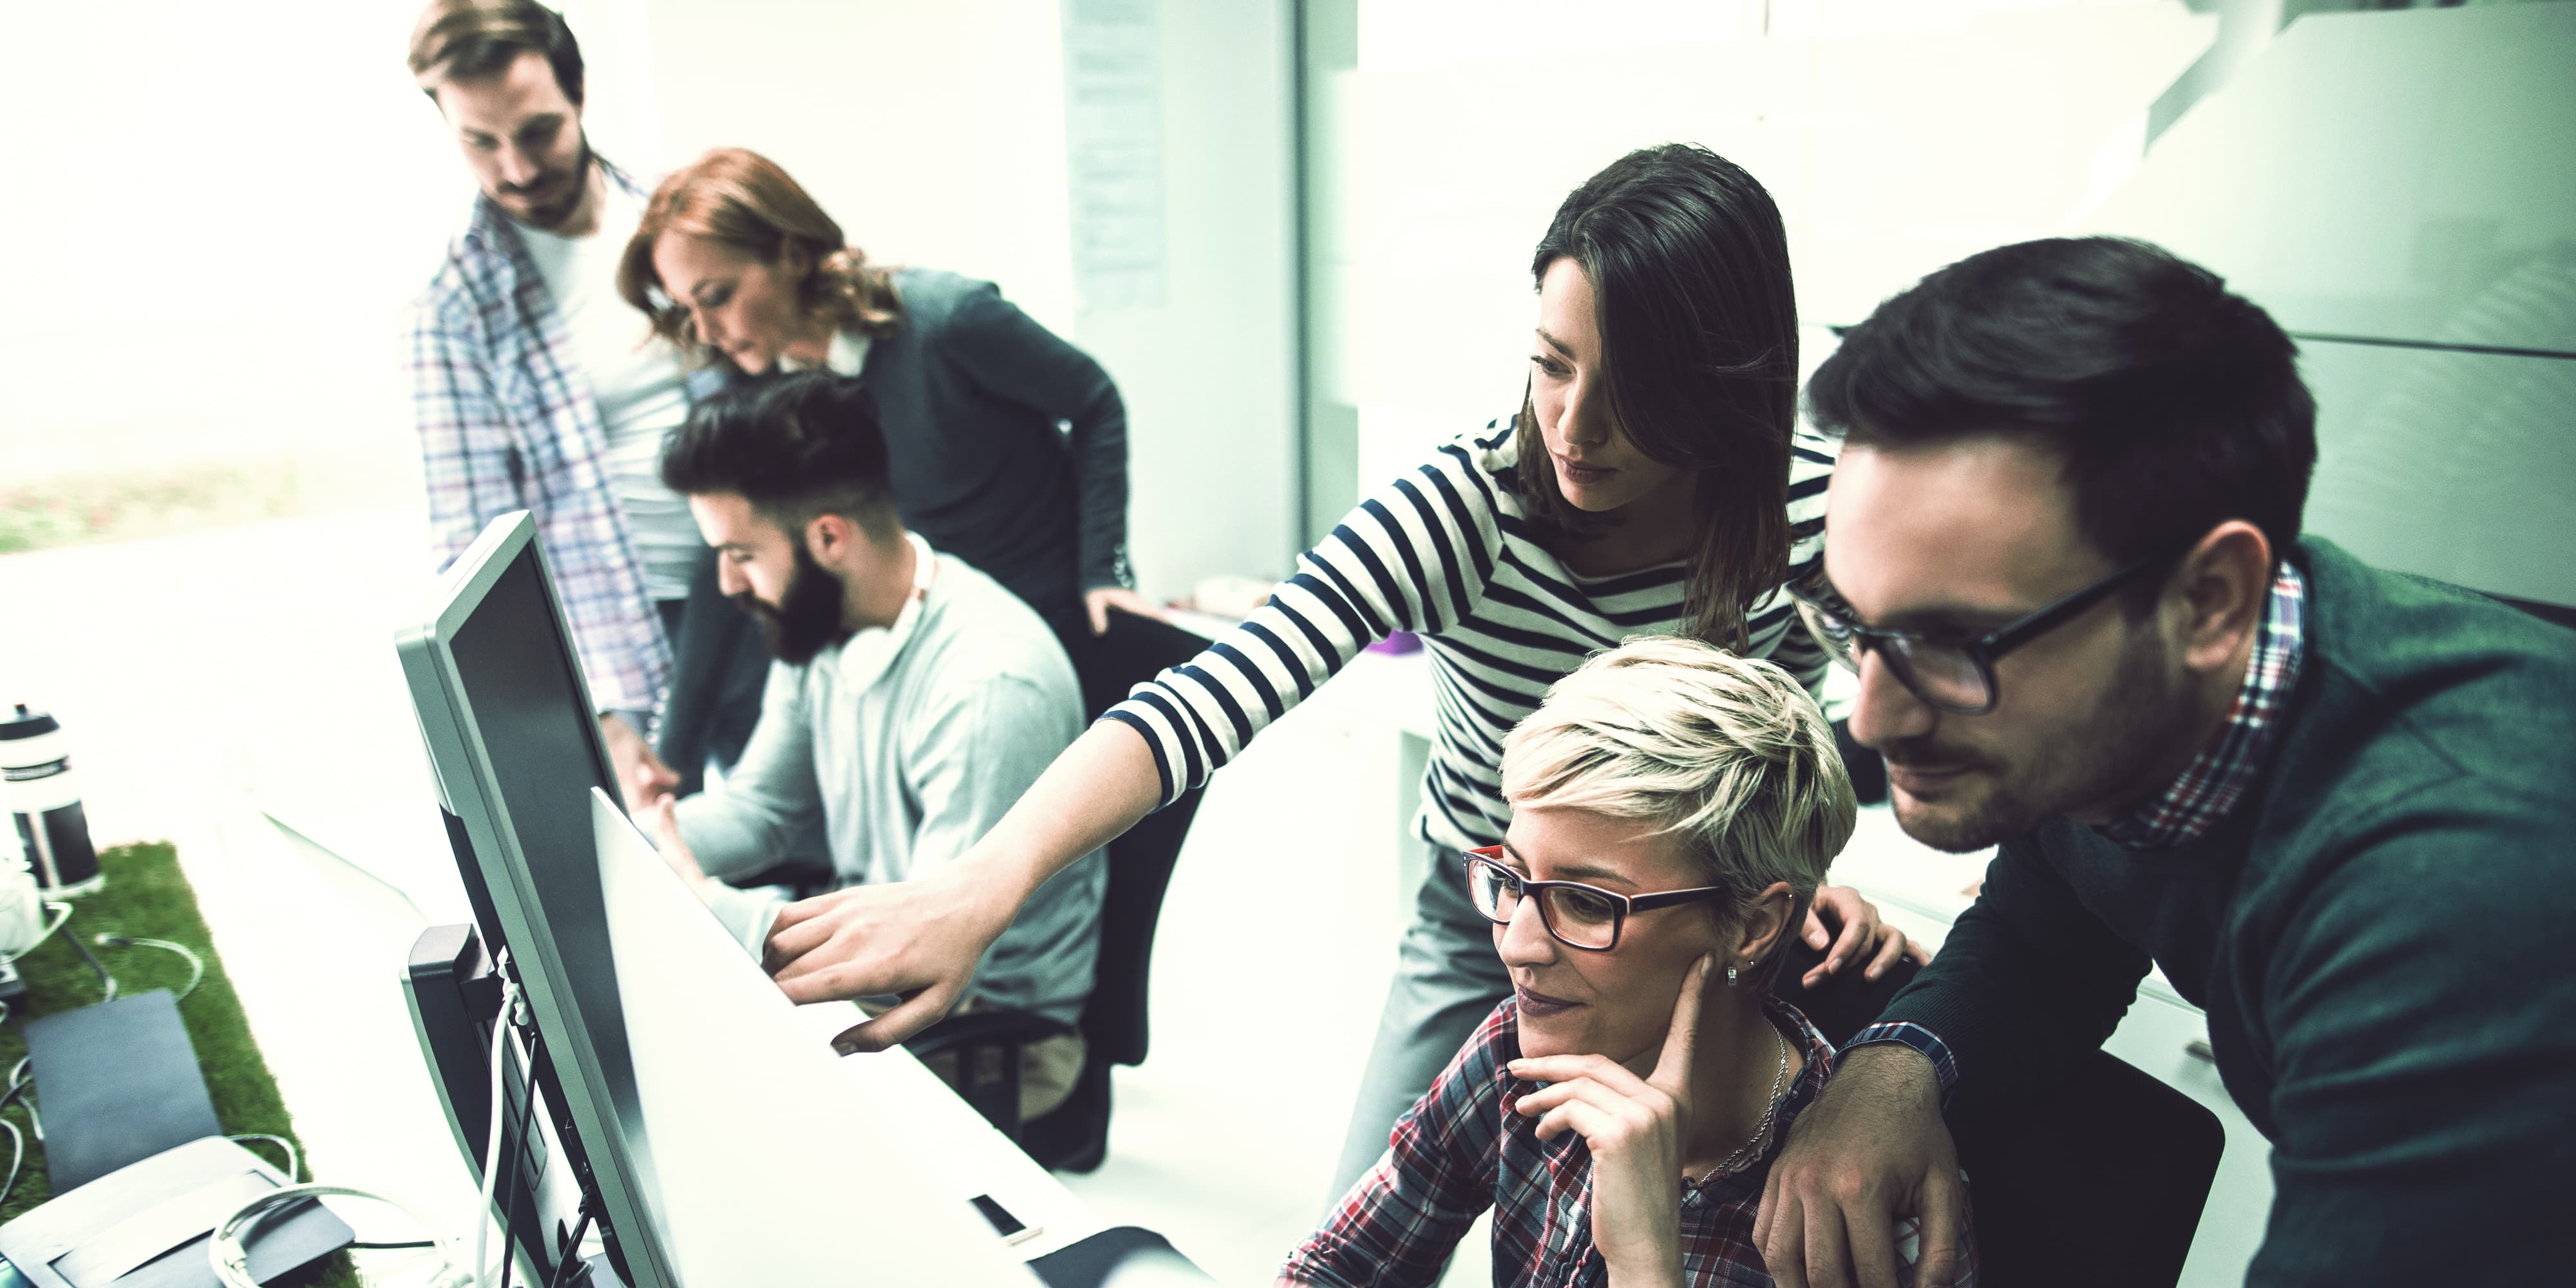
[1464,848,1729,952]
[1785,554,2170,715]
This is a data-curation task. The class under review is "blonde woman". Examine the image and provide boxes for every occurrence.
[1282,639,1976,1287]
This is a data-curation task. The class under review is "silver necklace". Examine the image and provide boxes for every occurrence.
[1708,1023,1790,1179]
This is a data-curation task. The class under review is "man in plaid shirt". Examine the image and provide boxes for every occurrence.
[1283,640,1972,1287]
[403,0,716,765]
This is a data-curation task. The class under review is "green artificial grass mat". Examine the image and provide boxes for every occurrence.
[2,842,359,1287]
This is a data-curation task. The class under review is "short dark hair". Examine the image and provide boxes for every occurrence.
[1517,144,1801,648]
[660,372,899,541]
[1807,236,2316,578]
[408,0,585,106]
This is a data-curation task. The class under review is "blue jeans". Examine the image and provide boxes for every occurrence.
[1328,844,1515,1204]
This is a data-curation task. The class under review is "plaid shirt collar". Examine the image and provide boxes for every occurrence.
[2099,562,2308,851]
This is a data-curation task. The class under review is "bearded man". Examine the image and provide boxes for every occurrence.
[641,371,1105,1123]
[405,0,719,784]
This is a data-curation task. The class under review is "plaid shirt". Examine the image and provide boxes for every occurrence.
[1284,997,1975,1287]
[404,164,717,715]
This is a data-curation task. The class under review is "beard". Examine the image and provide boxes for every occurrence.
[500,135,594,231]
[1885,624,2199,853]
[739,543,853,665]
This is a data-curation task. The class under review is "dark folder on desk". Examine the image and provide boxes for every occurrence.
[23,993,222,1193]
[12,992,354,1285]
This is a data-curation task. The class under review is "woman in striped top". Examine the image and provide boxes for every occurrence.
[761,144,1920,1163]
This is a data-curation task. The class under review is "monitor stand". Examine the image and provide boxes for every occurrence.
[403,923,603,1287]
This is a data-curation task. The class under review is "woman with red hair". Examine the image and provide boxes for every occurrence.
[618,147,1164,798]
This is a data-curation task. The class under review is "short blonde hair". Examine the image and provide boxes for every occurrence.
[1501,637,1856,983]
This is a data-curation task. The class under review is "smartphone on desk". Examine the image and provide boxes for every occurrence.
[971,1194,1041,1246]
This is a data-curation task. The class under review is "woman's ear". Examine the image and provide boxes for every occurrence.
[1732,881,1798,974]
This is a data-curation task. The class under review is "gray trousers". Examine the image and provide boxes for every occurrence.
[1328,844,1514,1203]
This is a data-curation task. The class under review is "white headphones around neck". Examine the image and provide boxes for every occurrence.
[831,532,937,694]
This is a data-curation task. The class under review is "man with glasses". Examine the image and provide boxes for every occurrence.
[1754,236,2575,1286]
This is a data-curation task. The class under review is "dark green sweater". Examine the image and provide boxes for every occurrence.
[1880,537,2576,1284]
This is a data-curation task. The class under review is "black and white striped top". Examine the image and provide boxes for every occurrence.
[1105,418,1835,851]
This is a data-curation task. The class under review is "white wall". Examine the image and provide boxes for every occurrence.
[636,0,1296,600]
[2087,3,2576,606]
[1321,1,2576,612]
[638,0,1078,336]
[1065,0,1300,596]
[1325,0,2215,489]
[0,1,462,490]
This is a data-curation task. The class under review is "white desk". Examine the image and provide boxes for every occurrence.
[4,515,1117,1282]
[200,795,1107,1283]
[1358,647,2274,1288]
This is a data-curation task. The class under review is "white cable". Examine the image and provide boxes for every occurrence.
[96,934,205,999]
[10,1058,40,1146]
[227,1133,301,1184]
[474,976,522,1288]
[209,1183,471,1288]
[0,1117,21,1208]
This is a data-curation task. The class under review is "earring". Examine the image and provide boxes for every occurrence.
[1726,963,1738,988]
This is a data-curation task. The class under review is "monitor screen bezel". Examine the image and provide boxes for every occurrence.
[394,511,677,1288]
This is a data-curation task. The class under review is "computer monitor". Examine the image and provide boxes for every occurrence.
[394,513,1036,1287]
[395,512,677,1288]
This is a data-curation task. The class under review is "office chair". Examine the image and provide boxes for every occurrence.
[909,611,1212,1172]
[1947,1048,2225,1288]
[1778,933,2224,1288]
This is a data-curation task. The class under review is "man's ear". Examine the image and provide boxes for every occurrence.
[2171,520,2272,674]
[804,513,857,568]
[1734,882,1798,973]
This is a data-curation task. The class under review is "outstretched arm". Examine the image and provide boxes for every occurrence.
[762,718,1162,1050]
[764,435,1515,1046]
